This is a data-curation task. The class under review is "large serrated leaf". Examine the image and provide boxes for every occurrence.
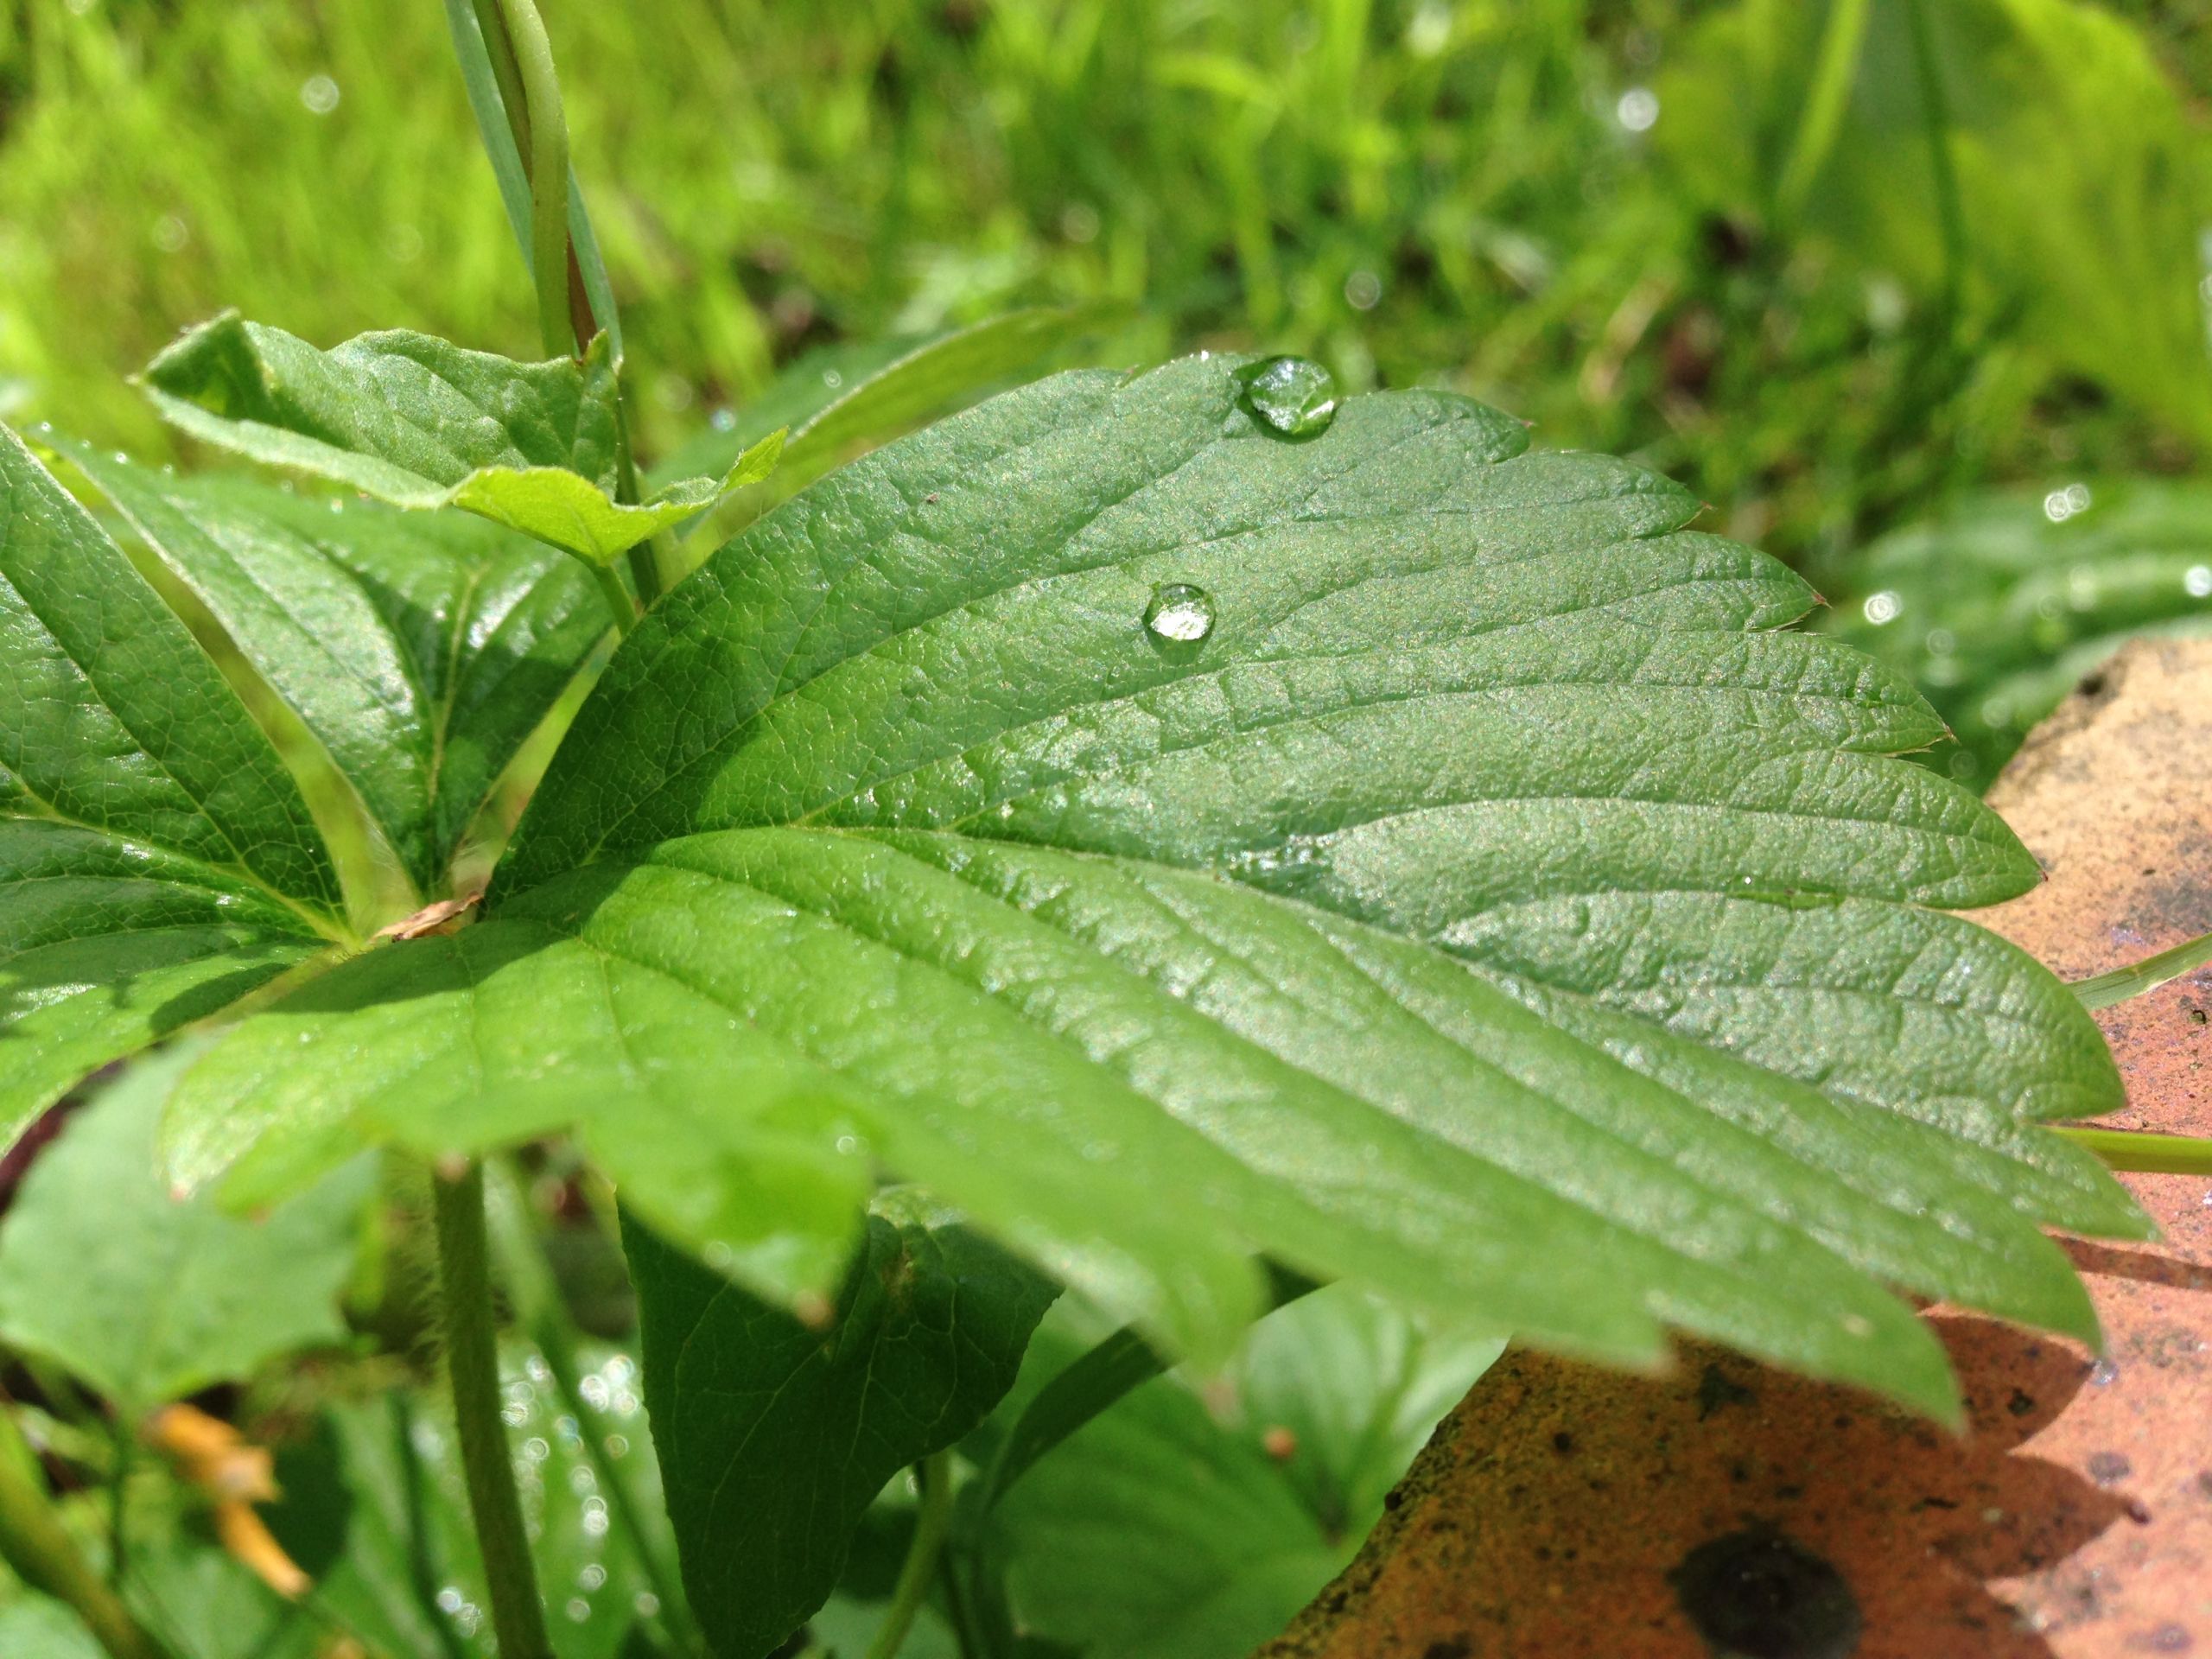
[0,426,340,1140]
[626,1193,1057,1659]
[162,357,2135,1418]
[141,315,781,564]
[58,444,610,896]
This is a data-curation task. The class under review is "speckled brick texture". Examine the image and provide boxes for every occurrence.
[1262,638,2212,1659]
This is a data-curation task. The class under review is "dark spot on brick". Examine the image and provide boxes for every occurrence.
[2008,1388,2037,1417]
[2088,1451,2133,1485]
[2145,1624,2192,1652]
[1421,1642,1473,1659]
[1382,1490,1402,1511]
[1670,1527,1862,1659]
[1552,1431,1575,1454]
[2127,1497,2154,1525]
[1698,1362,1757,1420]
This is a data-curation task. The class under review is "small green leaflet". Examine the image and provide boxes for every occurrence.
[0,426,340,1142]
[0,1045,368,1414]
[58,443,611,898]
[625,1196,1056,1659]
[984,1288,1498,1659]
[141,314,783,564]
[162,356,2136,1421]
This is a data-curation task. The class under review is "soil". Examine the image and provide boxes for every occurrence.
[1262,639,2212,1659]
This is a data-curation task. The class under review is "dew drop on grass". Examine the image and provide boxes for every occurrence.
[1143,582,1216,645]
[1236,354,1338,437]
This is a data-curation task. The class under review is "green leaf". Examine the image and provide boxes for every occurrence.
[625,1193,1057,1659]
[58,445,612,895]
[0,1599,104,1659]
[168,358,2133,1416]
[0,425,340,1137]
[1826,480,2212,786]
[0,1045,367,1413]
[141,316,779,564]
[988,1287,1498,1659]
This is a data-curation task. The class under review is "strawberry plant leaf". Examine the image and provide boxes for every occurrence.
[162,358,2133,1414]
[0,426,340,1138]
[56,447,611,898]
[0,1045,369,1414]
[624,1194,1057,1659]
[140,315,781,564]
[983,1288,1497,1659]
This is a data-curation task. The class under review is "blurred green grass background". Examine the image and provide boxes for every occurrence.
[3,0,2210,593]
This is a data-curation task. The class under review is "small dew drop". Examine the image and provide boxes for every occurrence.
[565,1597,592,1623]
[2186,563,2211,599]
[435,1587,464,1615]
[710,408,737,432]
[1143,583,1216,645]
[1236,355,1338,437]
[300,73,340,116]
[821,368,844,391]
[1861,590,1901,626]
[579,1564,607,1592]
[635,1592,662,1618]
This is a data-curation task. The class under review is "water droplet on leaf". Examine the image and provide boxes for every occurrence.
[1236,355,1338,437]
[1143,582,1216,645]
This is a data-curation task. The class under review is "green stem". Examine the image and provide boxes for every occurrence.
[2057,1128,2212,1178]
[1773,0,1870,229]
[1902,0,1966,330]
[2072,929,2212,1012]
[484,0,574,359]
[390,1394,472,1659]
[431,1164,556,1659]
[0,1408,173,1659]
[105,1422,129,1589]
[867,1452,954,1659]
[609,393,669,608]
[589,563,639,635]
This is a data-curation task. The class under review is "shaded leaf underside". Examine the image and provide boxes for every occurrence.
[155,352,2142,1418]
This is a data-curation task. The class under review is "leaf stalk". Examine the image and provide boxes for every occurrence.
[867,1451,955,1659]
[430,1162,556,1659]
[0,1407,173,1659]
[2056,1127,2212,1178]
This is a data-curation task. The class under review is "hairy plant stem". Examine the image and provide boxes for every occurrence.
[0,1408,172,1659]
[868,1452,954,1659]
[2056,1127,2212,1178]
[431,1163,555,1659]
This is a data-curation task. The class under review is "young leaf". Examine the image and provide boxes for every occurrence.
[58,446,611,895]
[163,358,2134,1416]
[624,1194,1057,1659]
[141,315,780,564]
[986,1289,1498,1659]
[0,1046,368,1414]
[0,426,340,1139]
